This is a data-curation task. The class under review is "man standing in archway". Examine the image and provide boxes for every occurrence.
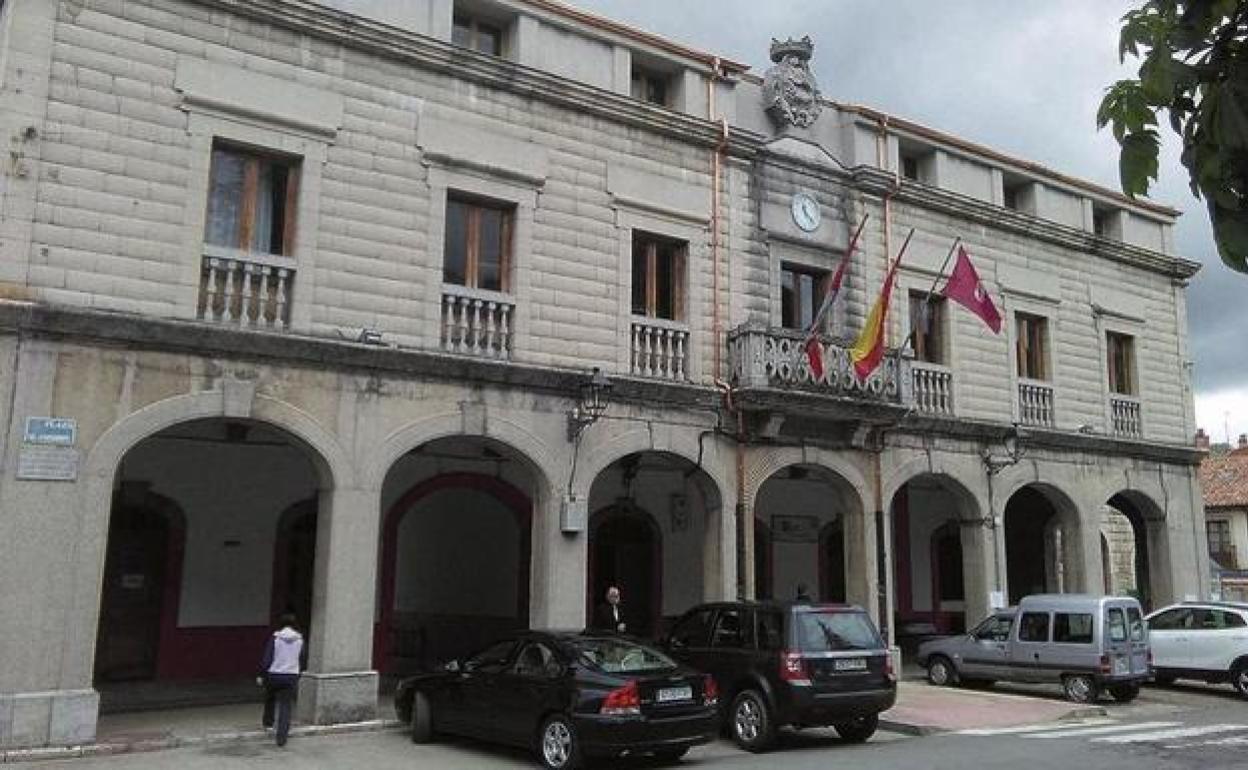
[594,586,628,634]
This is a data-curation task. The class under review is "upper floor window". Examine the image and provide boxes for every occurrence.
[1106,331,1136,396]
[452,13,503,56]
[909,291,946,365]
[444,195,513,292]
[205,144,299,256]
[899,146,933,183]
[631,232,686,322]
[630,67,669,107]
[1208,520,1233,563]
[781,264,828,331]
[1015,312,1049,380]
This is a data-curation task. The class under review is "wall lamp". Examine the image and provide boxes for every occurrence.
[982,423,1026,476]
[567,367,612,441]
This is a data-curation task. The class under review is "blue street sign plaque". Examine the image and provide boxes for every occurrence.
[24,417,77,446]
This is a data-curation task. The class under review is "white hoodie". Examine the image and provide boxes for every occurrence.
[267,627,304,676]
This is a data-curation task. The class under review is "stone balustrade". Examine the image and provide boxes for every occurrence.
[1018,379,1055,427]
[197,247,295,329]
[912,362,954,416]
[1110,395,1143,439]
[441,285,515,360]
[726,322,904,402]
[630,318,689,381]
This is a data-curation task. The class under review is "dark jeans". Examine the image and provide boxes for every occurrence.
[262,674,299,745]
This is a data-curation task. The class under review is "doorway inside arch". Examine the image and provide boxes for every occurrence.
[589,508,661,638]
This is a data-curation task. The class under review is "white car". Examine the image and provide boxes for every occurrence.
[1146,602,1248,696]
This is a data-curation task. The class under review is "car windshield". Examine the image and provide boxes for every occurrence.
[795,611,882,652]
[570,637,678,674]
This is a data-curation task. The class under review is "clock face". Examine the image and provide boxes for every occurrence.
[792,193,821,232]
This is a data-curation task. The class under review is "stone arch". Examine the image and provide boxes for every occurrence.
[68,391,352,688]
[363,411,558,505]
[573,426,731,507]
[1001,480,1089,602]
[882,456,986,521]
[1100,487,1171,610]
[743,445,870,513]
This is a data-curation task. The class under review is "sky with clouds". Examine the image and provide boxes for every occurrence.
[574,0,1248,445]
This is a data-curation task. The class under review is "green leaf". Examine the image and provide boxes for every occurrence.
[1120,130,1162,197]
[1210,199,1248,273]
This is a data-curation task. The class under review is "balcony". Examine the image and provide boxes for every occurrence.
[197,247,295,330]
[1109,395,1142,439]
[631,317,690,381]
[1018,379,1055,427]
[441,285,515,360]
[911,362,954,416]
[726,323,903,403]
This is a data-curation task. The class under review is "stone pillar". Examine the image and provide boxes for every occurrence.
[1071,504,1103,596]
[297,484,380,725]
[960,522,994,625]
[529,493,588,629]
[844,507,878,625]
[703,475,738,602]
[740,500,756,601]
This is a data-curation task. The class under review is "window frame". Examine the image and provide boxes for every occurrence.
[631,230,688,323]
[630,67,670,107]
[781,262,831,332]
[452,12,503,56]
[668,609,714,649]
[1014,311,1049,381]
[710,608,752,650]
[1018,612,1051,643]
[205,142,301,257]
[909,290,947,365]
[443,193,515,294]
[1106,331,1136,396]
[1053,612,1094,644]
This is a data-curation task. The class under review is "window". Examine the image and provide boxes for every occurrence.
[1193,609,1248,630]
[901,154,920,181]
[782,264,829,331]
[710,609,751,649]
[1148,607,1193,631]
[1106,332,1136,396]
[444,195,513,292]
[1106,608,1127,642]
[1015,312,1049,380]
[794,611,882,652]
[631,232,686,321]
[630,68,669,106]
[512,642,559,678]
[1207,520,1233,563]
[466,639,516,673]
[1127,607,1145,641]
[1053,613,1094,644]
[756,611,784,651]
[973,615,1014,642]
[452,13,502,55]
[570,637,677,674]
[1018,612,1050,642]
[205,144,299,256]
[909,292,946,364]
[668,609,713,648]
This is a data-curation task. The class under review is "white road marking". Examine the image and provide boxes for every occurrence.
[1032,722,1183,739]
[957,719,1118,736]
[1093,724,1248,744]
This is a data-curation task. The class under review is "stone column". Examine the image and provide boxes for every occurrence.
[844,507,879,625]
[960,521,995,623]
[529,492,588,629]
[297,484,380,725]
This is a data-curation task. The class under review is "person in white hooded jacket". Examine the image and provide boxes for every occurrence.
[258,613,307,746]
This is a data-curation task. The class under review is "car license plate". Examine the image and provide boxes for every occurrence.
[834,658,867,672]
[657,686,692,702]
[1113,657,1129,676]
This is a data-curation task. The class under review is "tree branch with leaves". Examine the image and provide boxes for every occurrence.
[1098,0,1247,272]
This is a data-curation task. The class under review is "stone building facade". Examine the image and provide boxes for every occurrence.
[0,0,1207,748]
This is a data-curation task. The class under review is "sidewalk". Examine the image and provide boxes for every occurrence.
[880,681,1106,735]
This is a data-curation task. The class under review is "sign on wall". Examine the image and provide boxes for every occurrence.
[17,416,79,481]
[771,514,822,543]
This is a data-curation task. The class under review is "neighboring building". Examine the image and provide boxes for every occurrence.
[0,0,1207,748]
[1201,432,1248,599]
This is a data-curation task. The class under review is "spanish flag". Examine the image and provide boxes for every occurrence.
[850,231,911,380]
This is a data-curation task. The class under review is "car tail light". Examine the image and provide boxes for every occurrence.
[780,651,811,685]
[1099,655,1111,675]
[600,681,641,716]
[703,675,719,707]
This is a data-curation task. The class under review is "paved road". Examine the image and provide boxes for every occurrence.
[42,683,1248,770]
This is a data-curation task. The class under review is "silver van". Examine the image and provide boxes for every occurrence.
[916,594,1150,703]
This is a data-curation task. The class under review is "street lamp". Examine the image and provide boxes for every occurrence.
[982,423,1026,477]
[568,367,612,440]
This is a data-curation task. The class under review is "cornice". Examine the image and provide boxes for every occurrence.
[194,0,766,157]
[852,167,1201,280]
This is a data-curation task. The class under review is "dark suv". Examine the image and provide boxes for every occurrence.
[662,601,895,752]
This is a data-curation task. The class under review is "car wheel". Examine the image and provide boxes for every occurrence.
[1232,663,1248,698]
[834,713,879,743]
[927,656,956,687]
[1108,683,1140,703]
[409,692,433,744]
[539,714,582,770]
[1062,674,1100,704]
[730,690,775,753]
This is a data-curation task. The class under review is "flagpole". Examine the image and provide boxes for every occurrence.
[901,236,961,353]
[807,213,870,335]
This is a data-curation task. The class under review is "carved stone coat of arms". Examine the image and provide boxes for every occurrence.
[762,37,822,130]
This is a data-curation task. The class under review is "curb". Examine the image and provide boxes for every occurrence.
[881,704,1108,738]
[0,719,405,764]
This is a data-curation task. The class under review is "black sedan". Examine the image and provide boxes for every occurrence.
[393,630,719,769]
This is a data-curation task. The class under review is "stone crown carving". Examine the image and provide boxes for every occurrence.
[763,36,823,131]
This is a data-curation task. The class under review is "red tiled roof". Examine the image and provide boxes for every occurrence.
[1201,448,1248,508]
